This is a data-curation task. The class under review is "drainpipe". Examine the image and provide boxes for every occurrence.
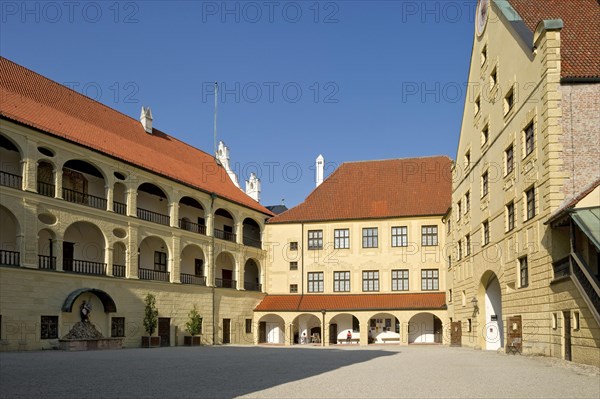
[211,192,217,345]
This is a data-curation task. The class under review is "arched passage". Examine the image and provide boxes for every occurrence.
[0,206,20,266]
[181,244,206,285]
[62,159,107,209]
[242,217,261,248]
[113,181,127,215]
[215,251,236,288]
[293,313,322,345]
[408,312,443,344]
[243,258,261,291]
[137,182,169,225]
[0,133,23,189]
[214,208,235,242]
[478,271,504,350]
[37,160,55,197]
[329,313,360,344]
[179,196,206,234]
[112,242,127,277]
[38,228,56,270]
[257,314,286,344]
[63,221,106,275]
[368,313,400,344]
[138,236,170,281]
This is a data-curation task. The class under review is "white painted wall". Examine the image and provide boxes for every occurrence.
[139,236,168,270]
[408,313,435,343]
[484,278,503,350]
[181,245,205,276]
[63,223,105,262]
[137,190,168,215]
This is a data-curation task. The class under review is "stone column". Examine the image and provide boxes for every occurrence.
[127,226,138,279]
[126,188,137,217]
[105,184,113,212]
[169,201,179,228]
[235,220,243,245]
[105,245,113,276]
[171,235,181,283]
[54,164,63,199]
[55,238,64,272]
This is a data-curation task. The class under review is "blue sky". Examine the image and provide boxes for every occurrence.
[1,1,476,207]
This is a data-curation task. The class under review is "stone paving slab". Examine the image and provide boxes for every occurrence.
[0,345,598,398]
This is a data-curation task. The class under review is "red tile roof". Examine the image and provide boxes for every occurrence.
[0,57,273,216]
[547,178,600,225]
[268,156,452,223]
[254,293,447,312]
[509,0,600,79]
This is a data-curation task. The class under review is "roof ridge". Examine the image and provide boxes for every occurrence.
[342,155,452,164]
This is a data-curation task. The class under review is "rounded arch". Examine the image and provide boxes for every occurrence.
[179,196,206,233]
[62,288,117,313]
[243,258,261,291]
[38,228,57,270]
[137,183,170,223]
[113,181,127,213]
[37,160,56,197]
[137,181,169,201]
[0,132,24,155]
[214,208,237,240]
[112,241,127,267]
[477,270,503,350]
[63,158,108,182]
[257,314,286,344]
[328,312,360,344]
[181,244,206,284]
[408,312,443,344]
[292,313,322,345]
[215,250,236,288]
[367,312,400,344]
[0,205,20,266]
[63,221,106,272]
[242,217,262,248]
[139,235,169,269]
[0,133,23,182]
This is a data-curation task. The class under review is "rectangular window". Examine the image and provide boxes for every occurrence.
[505,145,514,175]
[307,272,324,293]
[490,67,497,88]
[245,319,252,334]
[391,269,409,291]
[421,225,438,246]
[483,220,490,246]
[308,230,323,250]
[289,241,298,251]
[457,201,462,221]
[290,284,298,293]
[507,201,515,232]
[111,317,125,338]
[482,124,489,145]
[448,289,453,303]
[526,187,536,220]
[573,311,580,331]
[482,171,489,197]
[519,256,528,288]
[334,229,350,249]
[362,228,378,248]
[333,271,350,292]
[154,251,167,272]
[474,96,481,116]
[465,234,471,256]
[525,122,534,157]
[465,191,470,213]
[480,44,487,66]
[391,226,408,247]
[421,269,439,291]
[504,87,514,115]
[457,240,462,260]
[465,151,471,169]
[40,316,58,339]
[362,270,379,292]
[289,261,298,270]
[446,219,451,236]
[468,319,472,332]
[194,259,204,276]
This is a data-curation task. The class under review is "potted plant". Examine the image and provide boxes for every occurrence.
[184,305,203,346]
[141,293,160,348]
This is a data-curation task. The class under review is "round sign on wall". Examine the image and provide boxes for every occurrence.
[476,0,490,37]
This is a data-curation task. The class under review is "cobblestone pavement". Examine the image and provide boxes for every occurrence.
[0,345,598,398]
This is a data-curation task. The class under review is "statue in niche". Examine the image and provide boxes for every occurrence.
[80,300,92,322]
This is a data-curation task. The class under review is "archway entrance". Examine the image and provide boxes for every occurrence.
[408,313,443,344]
[292,314,321,344]
[480,272,503,351]
[257,314,285,344]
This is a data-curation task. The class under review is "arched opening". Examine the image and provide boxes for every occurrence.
[214,208,235,242]
[0,134,22,189]
[243,259,261,291]
[329,313,360,344]
[63,221,106,275]
[478,271,504,350]
[368,313,400,344]
[112,242,127,277]
[242,218,261,248]
[137,183,169,225]
[292,314,322,345]
[215,251,236,288]
[408,313,443,344]
[113,182,127,215]
[62,159,107,209]
[37,160,55,197]
[138,236,170,282]
[257,314,285,344]
[62,288,117,336]
[179,196,206,235]
[180,244,206,285]
[37,228,56,270]
[0,206,20,266]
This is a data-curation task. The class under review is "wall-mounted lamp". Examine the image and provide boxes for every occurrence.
[471,297,479,316]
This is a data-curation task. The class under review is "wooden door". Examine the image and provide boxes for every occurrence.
[563,311,572,361]
[158,318,170,347]
[258,321,266,343]
[450,321,462,347]
[434,317,443,343]
[223,318,231,344]
[63,242,74,271]
[506,315,522,354]
[329,324,338,344]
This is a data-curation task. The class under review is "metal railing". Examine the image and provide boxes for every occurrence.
[138,268,170,282]
[181,273,207,286]
[243,236,262,248]
[38,255,56,270]
[244,282,262,292]
[570,252,600,324]
[179,219,207,235]
[62,188,107,210]
[63,259,106,276]
[0,171,22,189]
[37,181,55,197]
[137,208,170,226]
[215,278,236,289]
[113,201,127,215]
[214,229,236,242]
[113,264,126,277]
[0,250,20,266]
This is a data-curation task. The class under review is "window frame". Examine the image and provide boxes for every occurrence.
[482,171,489,197]
[362,270,380,292]
[334,228,350,249]
[483,220,490,246]
[391,269,409,291]
[40,315,58,339]
[524,122,534,157]
[519,256,529,288]
[362,227,378,248]
[307,230,323,250]
[526,186,536,220]
[421,269,439,291]
[507,201,515,232]
[421,225,438,247]
[111,317,126,338]
[154,251,167,272]
[307,272,324,293]
[505,144,514,175]
[333,271,351,292]
[290,284,298,293]
[289,241,298,251]
[289,261,298,271]
[391,226,408,247]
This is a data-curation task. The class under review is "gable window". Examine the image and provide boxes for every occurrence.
[289,241,298,251]
[40,316,58,339]
[524,122,535,157]
[362,228,378,248]
[307,272,323,292]
[391,226,408,247]
[482,171,489,197]
[111,317,125,338]
[507,201,515,231]
[526,187,536,220]
[505,144,514,175]
[391,269,409,291]
[334,229,349,249]
[154,251,167,272]
[421,269,439,291]
[519,256,529,288]
[483,220,490,246]
[333,271,350,292]
[422,225,438,246]
[362,270,379,292]
[308,230,323,250]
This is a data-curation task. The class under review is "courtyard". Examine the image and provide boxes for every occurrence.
[0,345,598,398]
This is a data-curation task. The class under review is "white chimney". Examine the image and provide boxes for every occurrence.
[140,106,153,134]
[216,141,240,188]
[245,172,261,202]
[316,154,324,187]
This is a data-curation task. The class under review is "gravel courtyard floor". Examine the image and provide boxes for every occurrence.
[1,345,598,398]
